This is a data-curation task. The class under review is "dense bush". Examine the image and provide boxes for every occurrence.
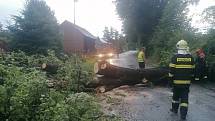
[0,51,109,121]
[55,55,94,92]
[37,92,102,121]
[203,37,215,82]
[0,64,48,120]
[159,50,172,67]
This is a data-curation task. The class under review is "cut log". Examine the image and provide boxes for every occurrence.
[41,63,59,74]
[88,61,170,92]
[89,51,170,92]
[94,61,169,82]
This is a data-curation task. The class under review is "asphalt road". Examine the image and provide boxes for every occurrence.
[99,51,215,121]
[99,84,215,121]
[108,50,139,69]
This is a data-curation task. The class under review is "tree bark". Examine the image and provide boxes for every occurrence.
[89,61,169,92]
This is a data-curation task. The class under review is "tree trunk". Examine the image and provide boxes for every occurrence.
[89,61,169,92]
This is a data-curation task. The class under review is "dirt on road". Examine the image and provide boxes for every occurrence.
[98,84,215,121]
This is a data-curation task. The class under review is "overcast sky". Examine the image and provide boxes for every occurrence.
[0,0,215,37]
[189,0,215,30]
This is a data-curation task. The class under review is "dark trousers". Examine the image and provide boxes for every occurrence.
[139,62,145,69]
[172,86,189,117]
[209,64,215,82]
[195,65,207,81]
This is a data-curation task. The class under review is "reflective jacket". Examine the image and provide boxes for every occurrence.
[137,51,145,62]
[169,54,195,86]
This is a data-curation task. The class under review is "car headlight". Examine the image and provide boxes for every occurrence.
[108,53,113,57]
[98,54,104,58]
[107,59,113,64]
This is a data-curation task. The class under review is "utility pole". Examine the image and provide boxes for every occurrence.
[74,0,77,24]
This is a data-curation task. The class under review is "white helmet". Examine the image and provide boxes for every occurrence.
[176,40,188,50]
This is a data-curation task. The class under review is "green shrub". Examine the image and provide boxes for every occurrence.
[0,64,48,121]
[37,92,103,121]
[0,51,30,67]
[159,50,172,67]
[0,51,108,121]
[55,55,94,92]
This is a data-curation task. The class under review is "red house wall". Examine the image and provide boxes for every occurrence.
[61,23,85,54]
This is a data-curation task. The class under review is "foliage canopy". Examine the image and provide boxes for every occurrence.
[8,0,62,54]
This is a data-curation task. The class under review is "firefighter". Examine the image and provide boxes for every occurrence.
[169,40,195,120]
[137,47,146,69]
[195,48,207,81]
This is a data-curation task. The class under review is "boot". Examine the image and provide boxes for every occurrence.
[170,108,178,114]
[180,107,187,120]
[171,102,179,114]
[180,115,186,120]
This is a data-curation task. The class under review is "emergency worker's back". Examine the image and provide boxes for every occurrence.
[169,54,195,86]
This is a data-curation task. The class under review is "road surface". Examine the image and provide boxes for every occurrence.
[99,84,215,121]
[108,50,139,69]
[108,50,157,69]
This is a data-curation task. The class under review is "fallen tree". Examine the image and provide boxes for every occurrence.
[94,61,169,81]
[89,61,169,92]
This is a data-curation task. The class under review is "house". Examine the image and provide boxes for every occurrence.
[60,20,96,54]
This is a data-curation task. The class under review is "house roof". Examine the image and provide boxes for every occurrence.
[61,20,97,40]
[100,39,108,44]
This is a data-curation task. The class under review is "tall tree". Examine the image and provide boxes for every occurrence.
[203,6,215,28]
[103,27,112,42]
[0,22,11,43]
[149,0,199,56]
[115,0,199,51]
[203,6,215,55]
[102,27,127,52]
[0,22,2,32]
[115,0,168,49]
[8,0,62,54]
[202,5,215,79]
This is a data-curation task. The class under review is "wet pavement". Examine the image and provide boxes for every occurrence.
[99,84,215,121]
[108,50,139,69]
[107,50,158,70]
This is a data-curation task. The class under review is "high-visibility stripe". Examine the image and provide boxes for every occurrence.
[173,80,191,84]
[172,100,179,103]
[169,63,176,68]
[180,103,188,107]
[169,73,174,77]
[174,65,195,69]
[138,58,144,62]
[192,65,195,68]
[195,78,200,81]
[169,64,195,69]
[177,58,191,62]
[204,76,208,79]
